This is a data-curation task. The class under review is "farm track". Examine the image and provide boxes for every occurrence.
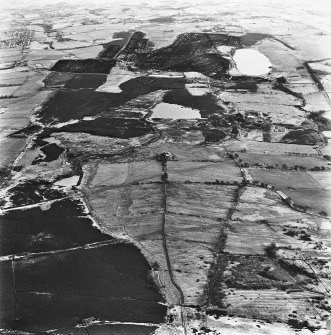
[159,155,187,334]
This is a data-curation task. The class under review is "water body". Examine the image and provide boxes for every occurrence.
[232,49,272,76]
[151,102,201,119]
[0,198,166,332]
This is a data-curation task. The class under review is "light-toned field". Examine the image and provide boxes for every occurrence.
[167,160,242,183]
[25,49,69,62]
[207,185,331,329]
[285,188,331,214]
[304,91,331,113]
[309,171,331,190]
[255,38,301,72]
[167,239,216,305]
[69,45,103,59]
[219,91,302,106]
[167,183,236,219]
[225,219,295,255]
[248,168,331,213]
[249,168,323,189]
[321,142,331,156]
[136,142,228,161]
[83,160,238,304]
[228,102,305,125]
[0,86,20,96]
[0,48,22,66]
[224,289,325,326]
[87,184,163,229]
[0,69,29,86]
[0,137,26,169]
[225,139,318,155]
[52,40,93,50]
[89,161,161,188]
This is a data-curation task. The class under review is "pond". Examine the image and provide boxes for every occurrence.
[232,49,272,76]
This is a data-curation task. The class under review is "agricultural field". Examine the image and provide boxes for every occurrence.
[248,169,331,214]
[167,160,242,183]
[1,0,331,334]
[206,186,331,330]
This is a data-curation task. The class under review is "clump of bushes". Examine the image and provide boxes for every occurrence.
[265,242,277,258]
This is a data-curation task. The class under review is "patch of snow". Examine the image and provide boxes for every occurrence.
[322,130,331,139]
[184,71,208,79]
[96,67,139,93]
[323,111,331,121]
[151,102,201,119]
[55,175,80,188]
[54,119,80,128]
[217,45,235,55]
[185,83,210,96]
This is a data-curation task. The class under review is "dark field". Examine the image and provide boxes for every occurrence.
[0,245,166,332]
[33,143,64,163]
[98,44,122,59]
[0,198,111,255]
[43,72,76,88]
[281,129,327,146]
[38,77,186,124]
[58,117,153,138]
[43,71,107,90]
[2,180,64,209]
[0,198,166,332]
[51,59,117,74]
[64,73,107,89]
[134,32,235,78]
[98,31,133,59]
[56,324,158,335]
[240,33,273,46]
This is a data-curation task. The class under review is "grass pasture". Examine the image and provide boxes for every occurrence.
[249,169,331,214]
[225,140,318,155]
[249,169,323,189]
[89,161,161,189]
[167,160,242,183]
[167,183,236,219]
